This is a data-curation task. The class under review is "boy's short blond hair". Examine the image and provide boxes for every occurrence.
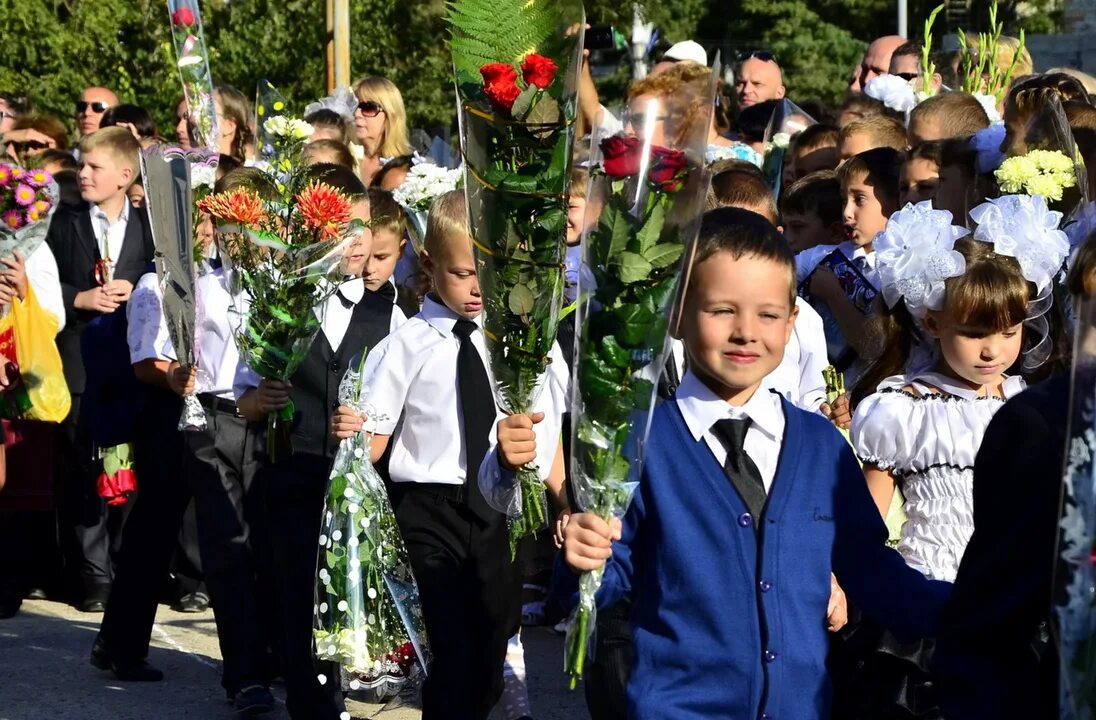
[367,187,408,240]
[908,92,991,141]
[706,168,778,222]
[424,189,470,258]
[79,126,141,178]
[569,167,589,200]
[839,116,907,153]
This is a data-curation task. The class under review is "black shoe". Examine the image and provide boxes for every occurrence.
[90,637,164,682]
[174,591,210,613]
[25,587,48,601]
[233,685,275,715]
[79,598,106,613]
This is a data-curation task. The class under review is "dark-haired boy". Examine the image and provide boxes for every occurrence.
[562,207,949,720]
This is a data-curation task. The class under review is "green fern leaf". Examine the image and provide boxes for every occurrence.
[447,0,562,83]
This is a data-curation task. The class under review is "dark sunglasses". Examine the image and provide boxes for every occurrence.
[4,140,47,151]
[737,50,776,63]
[76,101,109,114]
[356,101,384,118]
[894,72,920,82]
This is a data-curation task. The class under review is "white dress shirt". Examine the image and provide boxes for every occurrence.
[362,294,539,487]
[796,241,878,288]
[318,278,365,351]
[761,297,828,412]
[25,242,65,332]
[89,201,131,263]
[675,370,786,492]
[128,268,243,399]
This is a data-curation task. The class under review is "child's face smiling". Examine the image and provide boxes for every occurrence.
[679,251,798,406]
[843,177,890,250]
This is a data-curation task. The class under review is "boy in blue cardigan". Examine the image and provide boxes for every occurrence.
[562,208,951,720]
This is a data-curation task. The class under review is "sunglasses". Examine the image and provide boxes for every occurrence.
[76,101,109,114]
[4,140,48,151]
[737,50,776,63]
[356,101,385,118]
[894,72,920,82]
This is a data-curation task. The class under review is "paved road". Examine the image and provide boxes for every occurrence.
[0,600,588,720]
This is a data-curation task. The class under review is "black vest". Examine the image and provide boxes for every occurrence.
[287,290,393,459]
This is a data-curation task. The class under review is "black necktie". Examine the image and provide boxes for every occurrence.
[711,418,767,520]
[372,281,397,304]
[452,319,496,524]
[335,287,355,309]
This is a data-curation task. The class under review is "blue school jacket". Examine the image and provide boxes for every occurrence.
[594,397,952,720]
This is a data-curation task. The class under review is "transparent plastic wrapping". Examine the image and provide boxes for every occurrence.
[563,65,715,688]
[762,99,816,201]
[314,359,430,696]
[450,0,585,553]
[0,164,59,261]
[165,0,218,151]
[1056,296,1096,719]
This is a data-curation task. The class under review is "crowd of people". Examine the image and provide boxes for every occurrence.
[0,21,1095,720]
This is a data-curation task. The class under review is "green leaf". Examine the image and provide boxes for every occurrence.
[601,335,631,369]
[635,200,665,252]
[511,82,538,120]
[595,202,633,268]
[508,283,535,315]
[643,243,684,269]
[615,251,653,285]
[615,304,656,347]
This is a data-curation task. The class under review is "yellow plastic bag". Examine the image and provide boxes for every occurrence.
[0,285,71,423]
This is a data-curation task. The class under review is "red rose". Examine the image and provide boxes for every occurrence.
[521,54,558,90]
[600,135,643,178]
[480,63,521,115]
[114,467,138,495]
[648,146,689,193]
[171,6,195,26]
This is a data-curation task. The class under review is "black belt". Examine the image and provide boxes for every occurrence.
[391,481,467,503]
[197,394,243,418]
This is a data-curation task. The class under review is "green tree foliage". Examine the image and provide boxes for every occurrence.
[0,0,1067,145]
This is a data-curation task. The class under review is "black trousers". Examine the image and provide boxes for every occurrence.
[98,389,186,661]
[59,393,119,594]
[183,404,272,694]
[262,453,345,720]
[583,597,633,720]
[391,483,520,720]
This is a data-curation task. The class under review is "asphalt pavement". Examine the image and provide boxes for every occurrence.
[0,599,588,720]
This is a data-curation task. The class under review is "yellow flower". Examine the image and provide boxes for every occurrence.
[1026,174,1064,202]
[995,156,1037,193]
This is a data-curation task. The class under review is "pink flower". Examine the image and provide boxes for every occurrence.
[0,164,11,187]
[33,199,50,214]
[2,210,23,230]
[10,167,24,180]
[13,184,35,207]
[26,208,41,223]
[26,169,50,188]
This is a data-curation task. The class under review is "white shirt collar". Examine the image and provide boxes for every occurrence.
[90,200,131,226]
[337,277,365,305]
[421,293,479,337]
[837,240,872,262]
[676,370,785,443]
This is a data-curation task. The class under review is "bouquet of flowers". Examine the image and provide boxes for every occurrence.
[762,99,815,201]
[198,113,351,463]
[565,73,715,687]
[314,357,430,696]
[448,0,585,552]
[0,164,58,259]
[996,151,1078,202]
[96,443,137,507]
[167,0,218,150]
[391,161,463,253]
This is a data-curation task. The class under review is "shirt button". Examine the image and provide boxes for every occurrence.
[737,513,753,528]
[761,714,773,720]
[329,360,341,373]
[759,580,772,593]
[764,650,777,663]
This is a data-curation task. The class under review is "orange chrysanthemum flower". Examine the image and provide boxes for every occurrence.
[197,189,267,227]
[295,181,352,239]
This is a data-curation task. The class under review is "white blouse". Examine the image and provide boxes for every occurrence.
[850,371,1026,582]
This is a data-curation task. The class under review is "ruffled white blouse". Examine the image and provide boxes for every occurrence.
[850,371,1026,582]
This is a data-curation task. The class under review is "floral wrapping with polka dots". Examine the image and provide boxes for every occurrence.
[313,361,430,695]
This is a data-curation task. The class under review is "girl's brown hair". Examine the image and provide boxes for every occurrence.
[852,238,1030,406]
[626,62,711,148]
[214,84,256,163]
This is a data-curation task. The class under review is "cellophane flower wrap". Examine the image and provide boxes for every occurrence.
[313,357,430,697]
[448,0,585,553]
[166,0,218,151]
[0,163,59,259]
[1056,297,1096,719]
[761,99,815,201]
[564,75,715,687]
[391,161,463,254]
[198,114,350,463]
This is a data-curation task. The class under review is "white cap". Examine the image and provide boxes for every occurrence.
[662,40,707,67]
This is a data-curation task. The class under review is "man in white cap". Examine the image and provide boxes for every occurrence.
[735,51,786,109]
[649,39,708,76]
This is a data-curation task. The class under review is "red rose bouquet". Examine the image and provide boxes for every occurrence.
[565,77,716,686]
[166,0,218,151]
[448,0,585,554]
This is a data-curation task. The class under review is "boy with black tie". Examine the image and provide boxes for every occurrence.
[235,165,396,720]
[46,126,153,611]
[331,190,550,719]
